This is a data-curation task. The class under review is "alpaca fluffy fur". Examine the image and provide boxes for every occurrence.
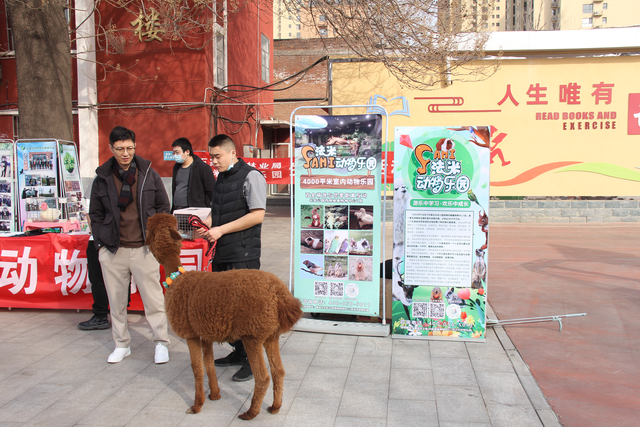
[145,213,303,420]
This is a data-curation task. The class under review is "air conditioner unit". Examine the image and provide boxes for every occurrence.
[593,10,602,16]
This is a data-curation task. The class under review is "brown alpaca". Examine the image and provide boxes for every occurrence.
[145,213,303,420]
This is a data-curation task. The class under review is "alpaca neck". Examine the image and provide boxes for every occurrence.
[161,256,186,289]
[162,255,182,276]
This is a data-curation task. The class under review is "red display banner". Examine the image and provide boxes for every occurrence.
[195,151,394,185]
[194,152,292,185]
[0,234,209,311]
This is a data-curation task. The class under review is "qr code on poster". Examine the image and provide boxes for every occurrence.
[314,281,328,296]
[430,301,446,319]
[412,302,429,318]
[329,281,344,297]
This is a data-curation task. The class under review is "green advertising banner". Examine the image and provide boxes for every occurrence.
[294,114,383,316]
[392,126,490,341]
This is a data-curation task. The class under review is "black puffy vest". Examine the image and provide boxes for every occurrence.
[210,158,261,263]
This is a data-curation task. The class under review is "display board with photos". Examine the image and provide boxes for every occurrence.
[15,141,60,229]
[58,142,87,230]
[392,126,490,341]
[0,141,15,232]
[293,114,383,317]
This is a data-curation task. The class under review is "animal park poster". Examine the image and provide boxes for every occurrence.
[293,114,383,317]
[392,126,490,341]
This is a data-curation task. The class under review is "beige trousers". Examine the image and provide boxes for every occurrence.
[99,246,169,348]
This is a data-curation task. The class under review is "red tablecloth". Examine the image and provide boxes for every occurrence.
[0,233,210,310]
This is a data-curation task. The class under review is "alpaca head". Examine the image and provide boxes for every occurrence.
[145,213,183,267]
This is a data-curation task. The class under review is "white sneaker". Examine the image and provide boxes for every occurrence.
[107,347,131,363]
[155,343,169,364]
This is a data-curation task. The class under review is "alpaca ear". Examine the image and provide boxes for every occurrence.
[169,228,182,242]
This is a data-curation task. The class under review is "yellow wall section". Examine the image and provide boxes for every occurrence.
[332,56,640,196]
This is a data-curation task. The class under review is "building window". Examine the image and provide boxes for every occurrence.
[215,34,226,87]
[496,6,500,10]
[288,24,291,28]
[602,17,607,24]
[319,15,326,21]
[213,1,227,89]
[496,14,500,18]
[497,22,500,27]
[297,32,301,38]
[261,33,269,83]
[288,32,291,37]
[583,4,593,13]
[582,17,593,27]
[603,3,608,10]
[319,28,328,36]
[296,24,300,30]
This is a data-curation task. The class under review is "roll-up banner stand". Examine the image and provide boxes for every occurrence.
[392,127,491,342]
[290,105,390,337]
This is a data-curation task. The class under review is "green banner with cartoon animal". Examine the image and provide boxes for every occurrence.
[392,127,489,341]
[293,114,383,316]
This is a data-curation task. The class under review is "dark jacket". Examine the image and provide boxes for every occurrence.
[89,155,170,253]
[171,154,216,211]
[210,158,261,263]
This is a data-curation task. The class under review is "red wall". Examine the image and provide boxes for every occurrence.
[216,0,274,153]
[95,1,274,176]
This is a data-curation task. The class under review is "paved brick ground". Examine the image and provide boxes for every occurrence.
[0,206,559,427]
[488,222,640,427]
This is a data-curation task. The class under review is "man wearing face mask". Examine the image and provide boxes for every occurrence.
[170,138,216,212]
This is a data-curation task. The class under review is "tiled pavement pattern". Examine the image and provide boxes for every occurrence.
[0,206,560,427]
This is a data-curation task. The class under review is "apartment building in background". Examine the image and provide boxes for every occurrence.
[273,0,337,39]
[504,0,640,31]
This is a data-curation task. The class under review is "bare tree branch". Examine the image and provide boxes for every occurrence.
[284,0,500,90]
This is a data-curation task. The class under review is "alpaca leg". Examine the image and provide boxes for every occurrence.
[238,337,269,421]
[201,338,221,400]
[186,337,205,414]
[264,333,285,414]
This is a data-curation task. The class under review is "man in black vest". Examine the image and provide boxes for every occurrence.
[200,134,267,382]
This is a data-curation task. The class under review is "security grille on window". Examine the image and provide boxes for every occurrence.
[583,4,593,13]
[214,0,227,88]
[582,17,593,27]
[261,33,270,84]
[216,34,226,87]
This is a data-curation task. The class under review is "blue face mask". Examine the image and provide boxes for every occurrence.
[174,154,185,164]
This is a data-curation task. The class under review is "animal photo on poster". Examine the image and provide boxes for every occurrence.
[301,229,324,254]
[300,205,323,229]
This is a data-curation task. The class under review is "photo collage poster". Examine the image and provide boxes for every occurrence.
[16,141,59,229]
[59,143,87,228]
[0,141,14,232]
[392,126,490,340]
[294,114,383,316]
